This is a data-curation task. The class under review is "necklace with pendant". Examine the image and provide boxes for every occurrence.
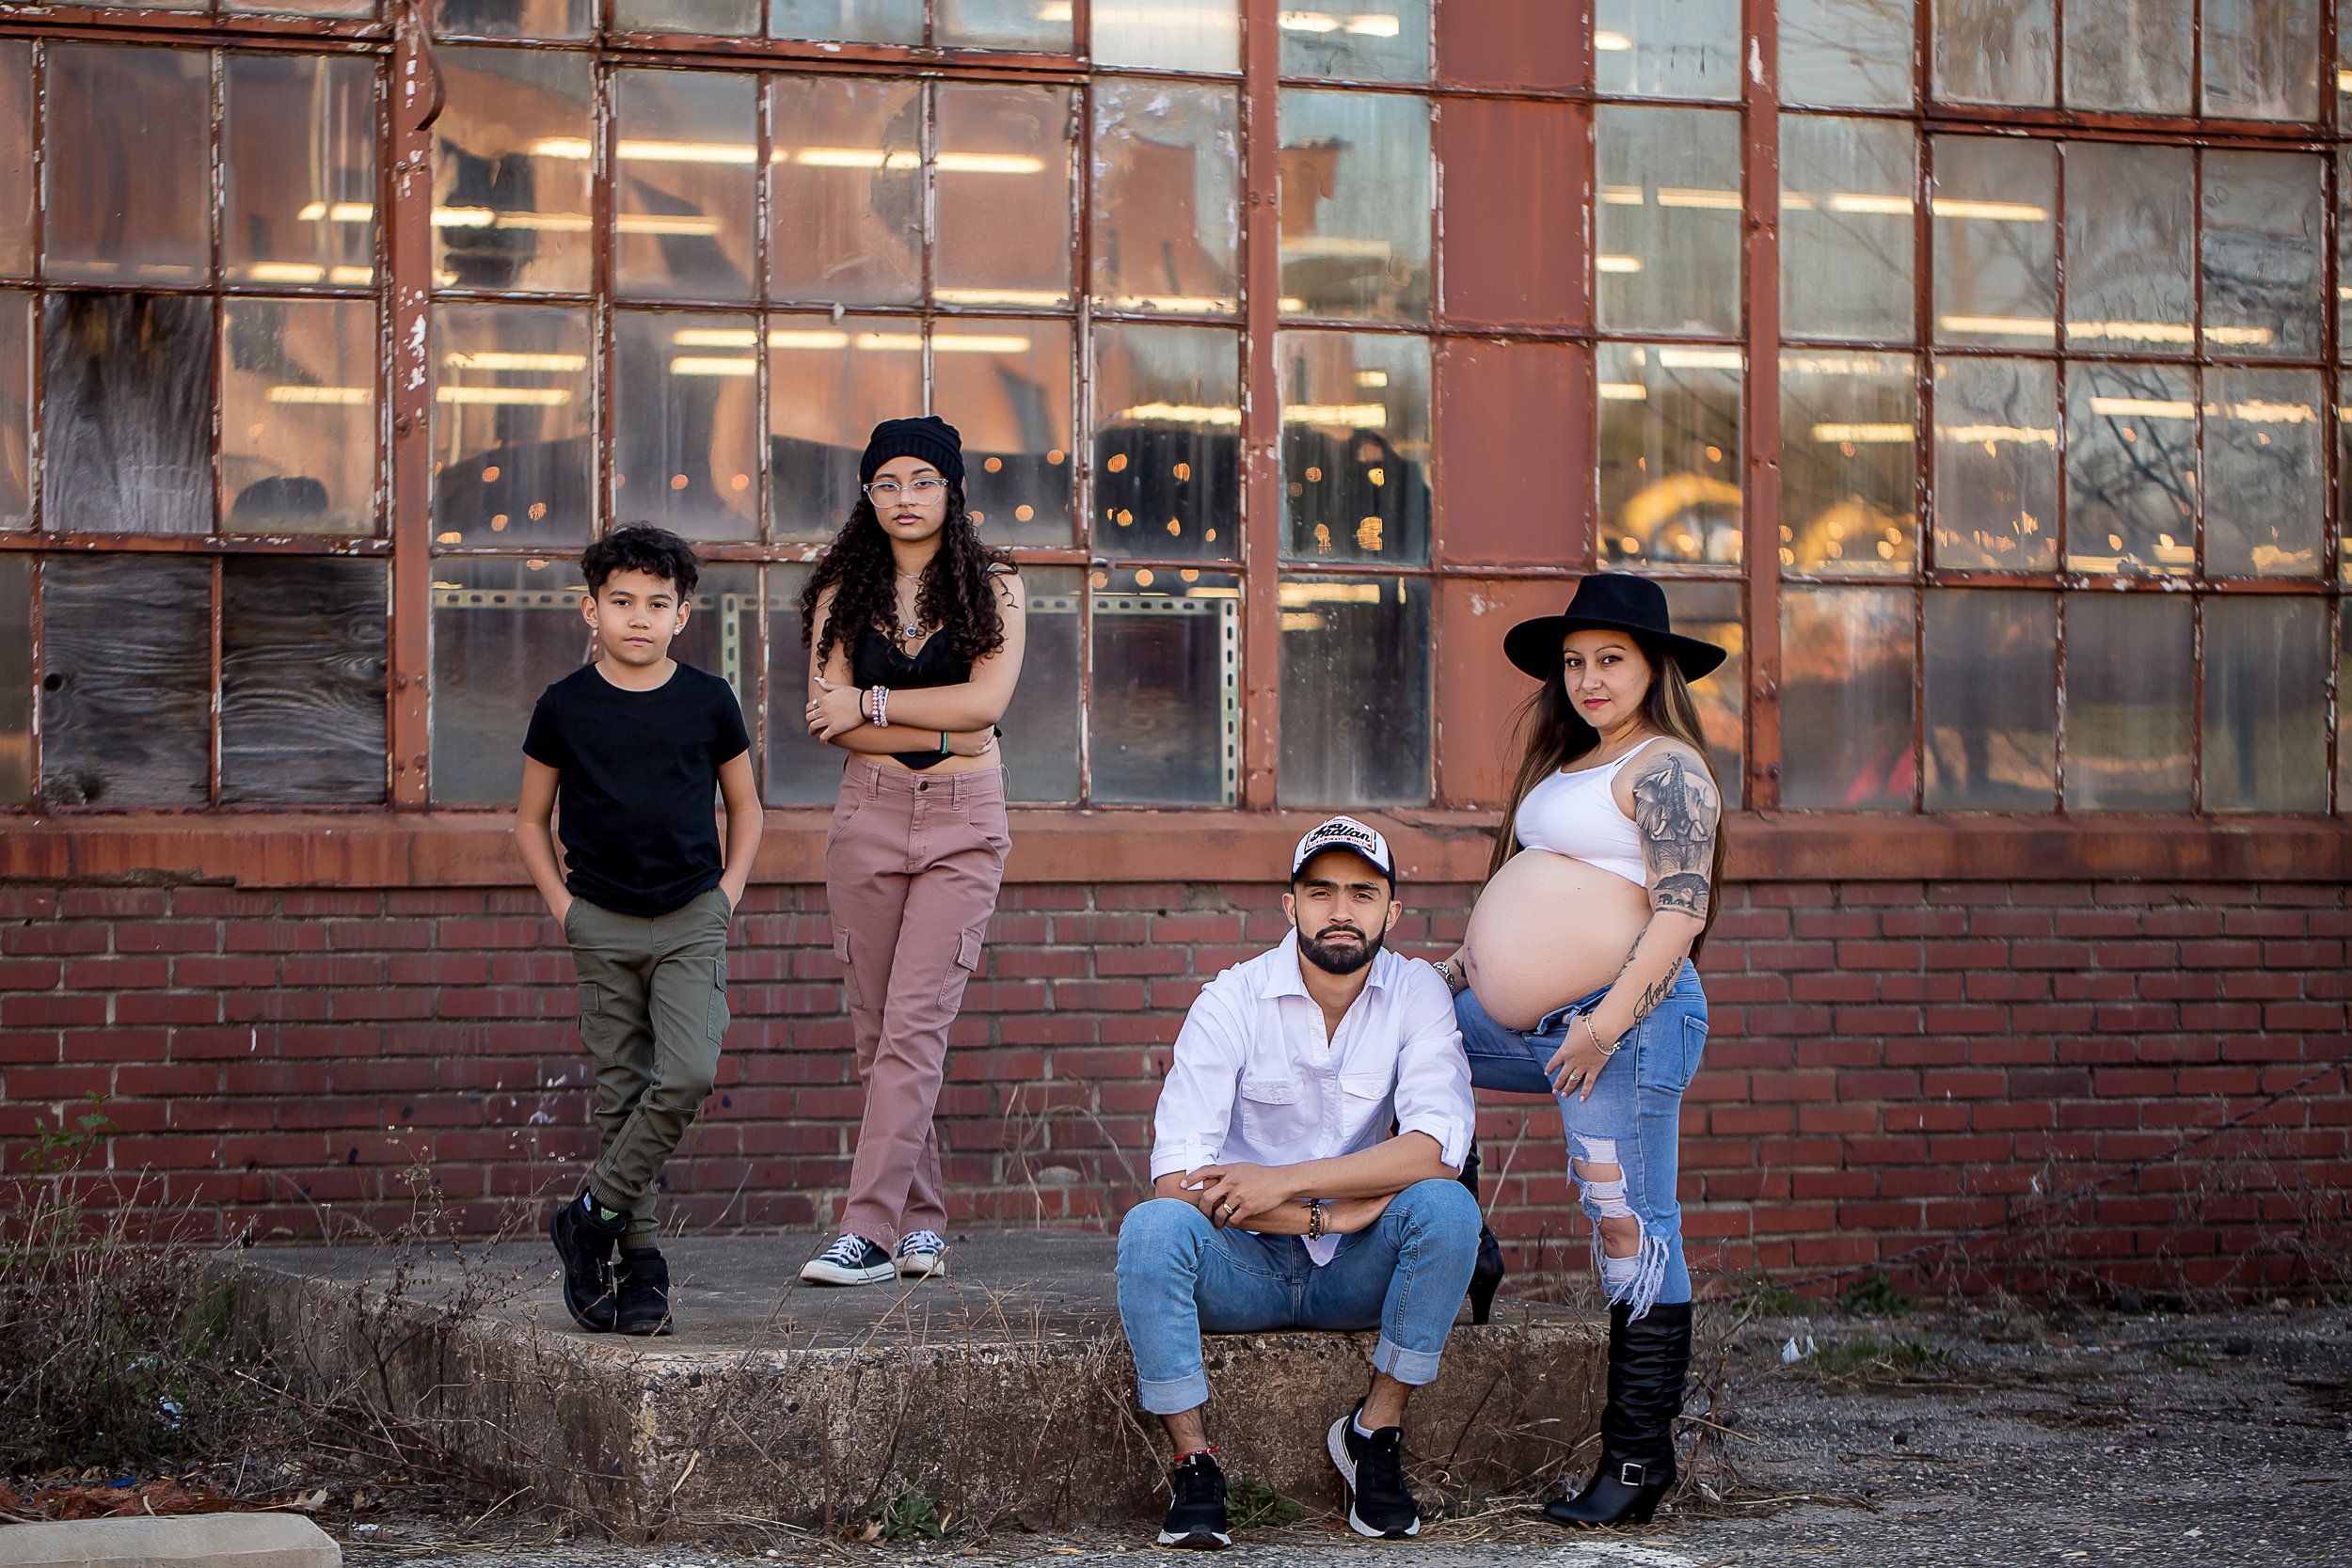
[895,578,928,643]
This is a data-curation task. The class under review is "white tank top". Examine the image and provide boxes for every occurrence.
[1511,736,1663,888]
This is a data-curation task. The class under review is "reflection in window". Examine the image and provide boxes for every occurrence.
[1780,0,1913,107]
[430,555,589,805]
[996,567,1082,803]
[0,555,26,802]
[0,42,29,277]
[612,309,761,543]
[1656,579,1744,808]
[1781,115,1915,343]
[1931,135,2056,348]
[44,46,211,285]
[1280,1,1428,83]
[1932,0,2054,105]
[1596,105,1741,338]
[769,0,921,42]
[1779,585,1915,810]
[937,316,1074,547]
[1097,0,1240,71]
[2064,591,2190,811]
[2202,594,2328,811]
[1780,352,1915,576]
[221,298,378,536]
[767,74,922,308]
[1092,323,1242,563]
[1279,332,1430,565]
[2204,368,2323,578]
[1090,567,1239,805]
[2202,150,2323,359]
[2202,0,2320,120]
[220,559,387,805]
[224,54,377,290]
[1931,356,2058,571]
[1279,576,1429,807]
[768,314,923,543]
[614,70,759,303]
[1278,90,1431,324]
[1596,0,1739,100]
[0,291,25,530]
[434,48,595,295]
[937,0,1073,50]
[617,0,757,32]
[43,293,212,536]
[2066,361,2195,578]
[1597,342,1742,568]
[2064,141,2192,356]
[437,0,593,37]
[1923,589,2055,810]
[934,84,1075,309]
[1091,81,1240,317]
[40,555,212,807]
[433,302,593,546]
[2064,0,2190,113]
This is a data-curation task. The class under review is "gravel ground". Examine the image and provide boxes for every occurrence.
[331,1303,2352,1568]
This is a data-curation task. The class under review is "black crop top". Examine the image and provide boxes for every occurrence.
[850,627,971,770]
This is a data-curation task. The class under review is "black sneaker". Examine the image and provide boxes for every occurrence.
[613,1247,674,1337]
[1327,1401,1421,1539]
[798,1233,896,1286]
[1155,1449,1231,1549]
[548,1191,626,1333]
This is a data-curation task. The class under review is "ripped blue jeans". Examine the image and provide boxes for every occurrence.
[1454,963,1708,1320]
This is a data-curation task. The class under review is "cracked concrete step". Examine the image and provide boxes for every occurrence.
[0,1515,339,1568]
[230,1231,1605,1535]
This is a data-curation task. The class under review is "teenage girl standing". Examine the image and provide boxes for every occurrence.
[797,416,1026,1285]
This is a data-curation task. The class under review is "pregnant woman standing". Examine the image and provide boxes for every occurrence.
[1431,573,1725,1530]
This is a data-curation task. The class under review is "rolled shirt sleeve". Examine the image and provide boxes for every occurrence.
[1149,983,1247,1182]
[1389,962,1474,1173]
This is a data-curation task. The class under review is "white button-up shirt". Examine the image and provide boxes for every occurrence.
[1148,934,1475,1265]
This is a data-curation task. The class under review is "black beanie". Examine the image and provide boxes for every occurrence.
[859,415,964,486]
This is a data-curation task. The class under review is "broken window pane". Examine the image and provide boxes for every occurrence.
[40,555,213,807]
[0,41,31,278]
[2202,594,2328,813]
[433,302,594,546]
[44,46,212,285]
[0,554,25,804]
[434,48,595,294]
[0,290,25,531]
[221,297,379,535]
[224,53,379,290]
[1278,574,1431,807]
[42,293,214,536]
[766,73,923,308]
[220,558,388,805]
[936,316,1074,547]
[430,555,589,805]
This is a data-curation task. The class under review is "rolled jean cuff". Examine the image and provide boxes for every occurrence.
[1136,1370,1212,1417]
[1371,1337,1442,1387]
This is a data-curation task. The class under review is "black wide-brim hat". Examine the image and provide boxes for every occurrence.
[1502,572,1728,683]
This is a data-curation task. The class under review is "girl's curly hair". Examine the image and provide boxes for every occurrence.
[798,483,1012,670]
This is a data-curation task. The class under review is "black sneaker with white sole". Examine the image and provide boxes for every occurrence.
[548,1190,626,1333]
[1327,1401,1421,1539]
[799,1233,897,1286]
[1155,1449,1231,1549]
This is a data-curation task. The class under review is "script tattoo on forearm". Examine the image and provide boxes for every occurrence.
[1602,929,1680,1031]
[1631,750,1719,922]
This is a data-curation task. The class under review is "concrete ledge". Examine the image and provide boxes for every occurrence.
[0,1515,338,1568]
[231,1233,1604,1535]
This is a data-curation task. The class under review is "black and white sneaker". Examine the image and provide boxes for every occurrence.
[1155,1449,1232,1549]
[895,1229,949,1278]
[1327,1401,1421,1539]
[799,1233,897,1286]
[548,1190,626,1332]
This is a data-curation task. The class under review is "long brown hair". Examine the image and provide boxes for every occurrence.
[1486,634,1730,960]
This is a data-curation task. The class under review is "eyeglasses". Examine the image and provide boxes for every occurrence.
[863,478,947,501]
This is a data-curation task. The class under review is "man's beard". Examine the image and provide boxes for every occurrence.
[1298,921,1385,976]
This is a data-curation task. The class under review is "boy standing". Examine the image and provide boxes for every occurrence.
[516,525,761,1337]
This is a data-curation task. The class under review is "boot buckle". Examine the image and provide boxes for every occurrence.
[1616,1460,1650,1487]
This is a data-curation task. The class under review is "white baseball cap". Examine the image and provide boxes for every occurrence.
[1290,816,1397,885]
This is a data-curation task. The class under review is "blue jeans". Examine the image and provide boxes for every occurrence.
[1454,963,1708,1319]
[1115,1180,1482,1416]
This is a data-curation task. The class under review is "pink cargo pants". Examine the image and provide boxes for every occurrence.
[824,756,1009,1248]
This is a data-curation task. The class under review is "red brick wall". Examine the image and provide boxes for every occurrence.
[3,879,2346,1295]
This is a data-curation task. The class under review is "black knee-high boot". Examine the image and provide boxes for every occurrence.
[1458,1139,1506,1325]
[1545,1300,1692,1528]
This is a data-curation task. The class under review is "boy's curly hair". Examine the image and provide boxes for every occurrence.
[581,524,700,599]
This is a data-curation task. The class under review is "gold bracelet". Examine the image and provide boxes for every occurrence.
[1584,1011,1622,1057]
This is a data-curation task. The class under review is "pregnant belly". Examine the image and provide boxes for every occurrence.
[1463,849,1655,1031]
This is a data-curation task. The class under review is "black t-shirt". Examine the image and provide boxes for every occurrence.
[522,662,751,917]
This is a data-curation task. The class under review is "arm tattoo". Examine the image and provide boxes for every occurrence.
[1631,749,1720,921]
[1602,927,1680,1030]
